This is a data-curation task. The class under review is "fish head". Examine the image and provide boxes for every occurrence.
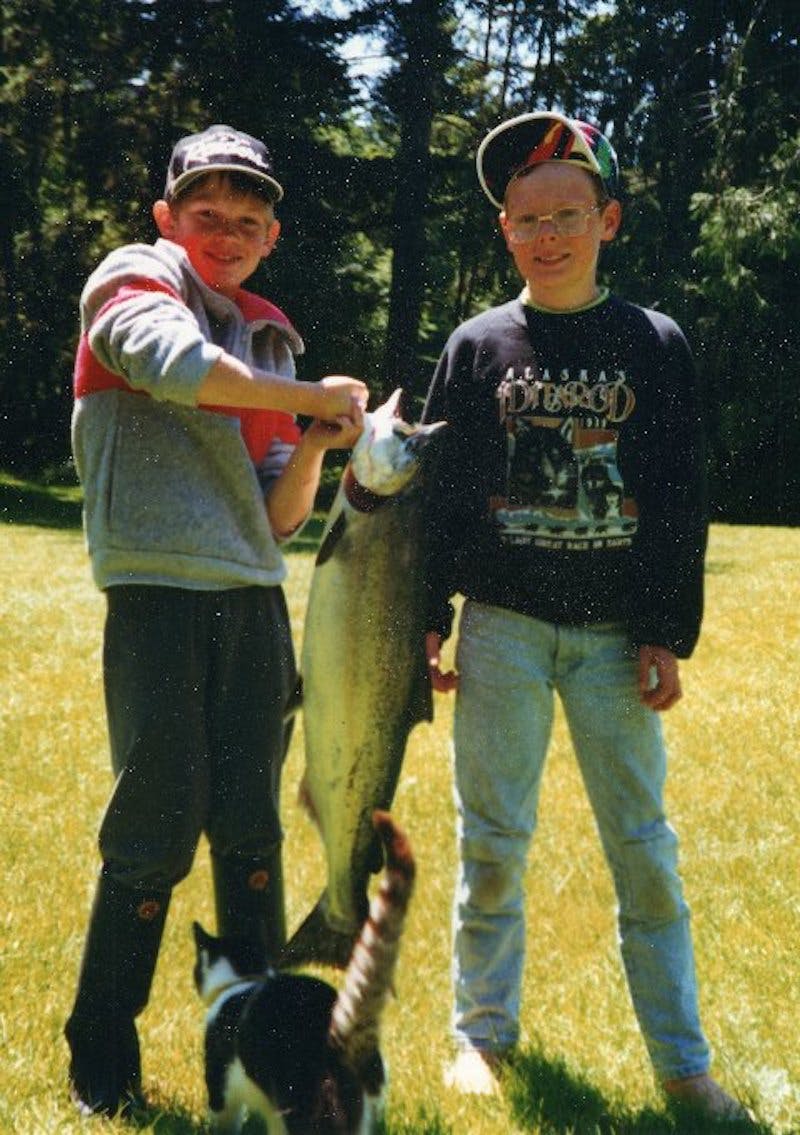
[350,389,446,498]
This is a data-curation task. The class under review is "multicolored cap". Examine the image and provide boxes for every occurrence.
[164,124,283,203]
[476,110,619,208]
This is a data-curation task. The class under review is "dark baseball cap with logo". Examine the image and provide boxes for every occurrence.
[164,124,284,203]
[477,110,620,208]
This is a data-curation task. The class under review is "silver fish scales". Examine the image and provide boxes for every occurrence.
[282,390,445,968]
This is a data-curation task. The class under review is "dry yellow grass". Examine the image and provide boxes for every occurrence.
[0,507,797,1134]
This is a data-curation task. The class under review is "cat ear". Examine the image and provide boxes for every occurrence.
[193,921,210,947]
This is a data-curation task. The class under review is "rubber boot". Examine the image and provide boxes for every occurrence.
[64,870,170,1117]
[212,844,286,963]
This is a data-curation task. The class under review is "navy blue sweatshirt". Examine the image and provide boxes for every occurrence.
[421,293,708,658]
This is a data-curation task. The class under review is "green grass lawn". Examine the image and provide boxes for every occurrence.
[1,476,798,1133]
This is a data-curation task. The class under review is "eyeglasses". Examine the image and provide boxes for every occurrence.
[505,203,605,244]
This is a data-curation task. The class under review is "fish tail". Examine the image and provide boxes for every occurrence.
[327,812,416,1090]
[279,896,357,970]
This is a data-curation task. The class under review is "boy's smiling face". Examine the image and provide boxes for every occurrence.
[500,163,621,311]
[153,174,279,299]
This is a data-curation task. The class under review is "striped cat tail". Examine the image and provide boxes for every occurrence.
[328,811,416,1092]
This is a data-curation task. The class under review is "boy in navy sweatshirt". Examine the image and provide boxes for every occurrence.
[424,111,749,1123]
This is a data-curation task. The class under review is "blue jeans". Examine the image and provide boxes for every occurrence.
[451,601,710,1080]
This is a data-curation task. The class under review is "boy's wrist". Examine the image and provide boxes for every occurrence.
[285,379,325,418]
[198,356,366,421]
[294,427,329,458]
[285,378,348,420]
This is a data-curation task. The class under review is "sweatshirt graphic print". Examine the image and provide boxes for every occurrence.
[494,363,638,551]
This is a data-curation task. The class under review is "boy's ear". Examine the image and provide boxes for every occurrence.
[600,198,622,243]
[261,218,281,259]
[498,210,513,250]
[152,199,176,239]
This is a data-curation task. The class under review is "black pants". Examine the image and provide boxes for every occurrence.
[98,585,296,892]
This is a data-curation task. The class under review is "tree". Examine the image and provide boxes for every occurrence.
[368,0,459,399]
[0,0,361,469]
[0,0,152,469]
[2,0,798,522]
[689,2,800,521]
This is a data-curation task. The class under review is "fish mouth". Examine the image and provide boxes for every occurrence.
[394,422,446,481]
[405,419,447,454]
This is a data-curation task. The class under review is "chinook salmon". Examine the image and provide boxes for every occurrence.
[281,390,445,968]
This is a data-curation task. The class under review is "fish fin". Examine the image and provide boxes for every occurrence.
[315,510,346,566]
[385,387,403,418]
[279,897,358,970]
[297,774,319,827]
[407,640,434,725]
[283,675,303,723]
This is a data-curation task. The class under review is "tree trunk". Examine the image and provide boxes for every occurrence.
[381,0,451,399]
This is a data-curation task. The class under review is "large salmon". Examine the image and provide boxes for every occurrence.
[282,390,445,968]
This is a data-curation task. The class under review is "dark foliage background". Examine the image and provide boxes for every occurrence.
[1,0,798,521]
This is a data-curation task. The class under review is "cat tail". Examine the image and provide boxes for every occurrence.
[327,811,415,1093]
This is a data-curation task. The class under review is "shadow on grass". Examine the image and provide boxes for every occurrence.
[64,1053,773,1135]
[126,1102,206,1133]
[381,1107,453,1134]
[130,1101,453,1134]
[0,475,83,529]
[506,1047,767,1135]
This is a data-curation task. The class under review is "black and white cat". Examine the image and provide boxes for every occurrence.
[193,811,415,1134]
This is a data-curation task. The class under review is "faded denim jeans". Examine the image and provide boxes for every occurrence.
[451,600,710,1080]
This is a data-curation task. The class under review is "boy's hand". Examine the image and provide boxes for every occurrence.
[426,631,459,693]
[317,375,369,423]
[303,404,365,452]
[638,645,682,711]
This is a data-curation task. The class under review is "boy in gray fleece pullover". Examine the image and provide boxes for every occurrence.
[65,124,368,1118]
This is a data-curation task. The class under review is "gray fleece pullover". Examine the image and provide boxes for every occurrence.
[72,238,305,591]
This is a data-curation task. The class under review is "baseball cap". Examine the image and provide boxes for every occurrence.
[476,110,619,208]
[164,124,284,203]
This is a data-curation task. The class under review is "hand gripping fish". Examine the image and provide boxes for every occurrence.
[281,390,445,968]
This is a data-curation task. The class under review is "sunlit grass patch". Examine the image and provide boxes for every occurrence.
[1,503,797,1132]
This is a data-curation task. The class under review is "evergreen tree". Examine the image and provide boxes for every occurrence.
[2,0,798,521]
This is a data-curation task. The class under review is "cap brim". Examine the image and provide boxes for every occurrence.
[168,164,284,203]
[476,111,602,209]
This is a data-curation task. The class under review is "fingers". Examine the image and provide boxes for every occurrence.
[430,665,459,694]
[307,400,365,450]
[425,631,459,694]
[347,396,366,429]
[638,646,682,712]
[319,374,369,419]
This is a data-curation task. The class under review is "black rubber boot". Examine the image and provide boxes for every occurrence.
[65,871,170,1117]
[212,844,286,963]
